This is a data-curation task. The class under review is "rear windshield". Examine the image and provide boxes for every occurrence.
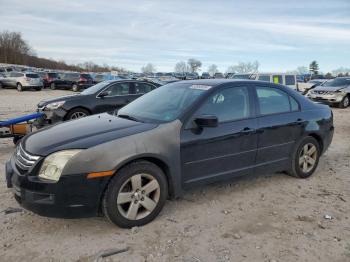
[81,74,92,79]
[26,74,39,78]
[323,78,350,87]
[48,73,58,78]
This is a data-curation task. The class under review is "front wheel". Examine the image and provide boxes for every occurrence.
[17,83,23,92]
[339,95,349,108]
[65,108,90,120]
[288,136,320,178]
[102,161,168,228]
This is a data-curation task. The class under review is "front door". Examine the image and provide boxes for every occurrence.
[94,82,132,113]
[181,85,258,186]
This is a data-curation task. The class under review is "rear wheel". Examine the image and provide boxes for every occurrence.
[17,83,23,92]
[102,161,168,228]
[50,83,56,90]
[288,136,320,178]
[339,95,349,108]
[72,83,79,92]
[65,108,90,120]
[0,82,3,89]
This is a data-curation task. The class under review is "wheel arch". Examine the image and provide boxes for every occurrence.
[306,132,324,153]
[64,106,92,120]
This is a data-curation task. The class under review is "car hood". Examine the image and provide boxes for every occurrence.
[37,94,85,108]
[23,113,158,156]
[314,85,348,92]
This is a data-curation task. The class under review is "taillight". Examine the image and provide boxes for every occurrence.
[79,77,87,82]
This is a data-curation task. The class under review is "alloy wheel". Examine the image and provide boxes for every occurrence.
[70,111,87,119]
[299,143,317,173]
[117,173,160,220]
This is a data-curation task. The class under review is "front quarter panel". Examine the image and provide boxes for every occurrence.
[62,120,183,197]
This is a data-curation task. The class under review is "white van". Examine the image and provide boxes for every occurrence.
[229,73,298,90]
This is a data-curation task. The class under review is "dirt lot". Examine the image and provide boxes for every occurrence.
[0,89,349,262]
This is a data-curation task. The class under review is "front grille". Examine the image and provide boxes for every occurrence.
[314,90,333,95]
[15,143,40,172]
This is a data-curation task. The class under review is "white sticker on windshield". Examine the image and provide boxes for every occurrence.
[190,85,212,90]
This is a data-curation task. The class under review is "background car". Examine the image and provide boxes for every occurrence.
[213,72,224,79]
[0,71,43,91]
[37,71,64,88]
[307,77,350,108]
[36,79,161,125]
[298,79,327,94]
[51,73,94,91]
[201,72,211,79]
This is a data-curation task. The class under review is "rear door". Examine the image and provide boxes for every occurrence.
[253,84,303,173]
[94,82,132,113]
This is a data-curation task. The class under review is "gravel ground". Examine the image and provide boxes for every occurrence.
[0,89,350,262]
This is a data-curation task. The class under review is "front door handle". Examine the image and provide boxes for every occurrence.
[241,127,255,134]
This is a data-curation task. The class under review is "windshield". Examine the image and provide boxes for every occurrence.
[80,81,111,95]
[118,82,210,123]
[322,78,350,87]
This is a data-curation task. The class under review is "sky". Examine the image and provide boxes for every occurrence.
[0,0,349,73]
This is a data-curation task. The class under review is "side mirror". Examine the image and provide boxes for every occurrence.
[98,90,110,98]
[194,115,218,128]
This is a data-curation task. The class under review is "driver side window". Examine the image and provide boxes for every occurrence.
[196,86,251,123]
[104,83,130,96]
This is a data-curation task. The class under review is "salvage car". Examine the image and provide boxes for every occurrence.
[307,77,350,108]
[50,72,94,91]
[36,80,160,125]
[6,79,334,228]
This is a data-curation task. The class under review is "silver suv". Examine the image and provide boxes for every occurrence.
[0,71,43,91]
[307,77,350,108]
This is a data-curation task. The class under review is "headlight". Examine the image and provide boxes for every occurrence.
[45,101,65,110]
[38,150,82,182]
[335,89,347,94]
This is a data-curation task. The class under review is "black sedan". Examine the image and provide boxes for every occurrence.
[6,80,334,228]
[37,80,160,125]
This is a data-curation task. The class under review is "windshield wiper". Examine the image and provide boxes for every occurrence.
[118,114,142,122]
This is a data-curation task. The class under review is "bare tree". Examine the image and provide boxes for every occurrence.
[141,63,156,74]
[187,58,202,73]
[332,67,350,76]
[207,64,218,76]
[0,31,31,64]
[226,61,259,74]
[174,61,188,74]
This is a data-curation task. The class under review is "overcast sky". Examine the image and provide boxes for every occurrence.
[0,0,349,72]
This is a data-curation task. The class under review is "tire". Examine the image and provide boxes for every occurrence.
[17,83,23,92]
[65,108,90,120]
[50,83,56,90]
[339,95,349,108]
[0,82,3,89]
[288,136,320,178]
[102,161,168,228]
[72,83,79,92]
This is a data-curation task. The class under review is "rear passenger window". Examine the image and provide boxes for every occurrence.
[134,83,155,94]
[256,87,291,115]
[290,96,299,111]
[285,75,296,85]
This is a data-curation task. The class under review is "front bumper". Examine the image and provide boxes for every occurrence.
[5,156,110,218]
[36,108,67,127]
[308,93,345,105]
